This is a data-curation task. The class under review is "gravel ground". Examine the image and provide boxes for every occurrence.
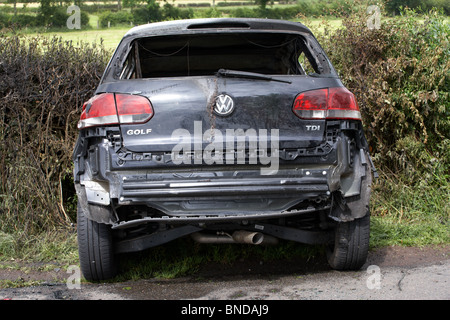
[0,245,448,301]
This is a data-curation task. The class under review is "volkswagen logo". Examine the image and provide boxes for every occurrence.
[214,94,235,116]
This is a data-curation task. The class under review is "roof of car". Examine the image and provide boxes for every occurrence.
[123,18,313,39]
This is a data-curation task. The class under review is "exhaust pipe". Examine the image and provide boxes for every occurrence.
[191,230,278,245]
[232,230,264,245]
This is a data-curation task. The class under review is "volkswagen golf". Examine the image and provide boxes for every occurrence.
[73,18,377,281]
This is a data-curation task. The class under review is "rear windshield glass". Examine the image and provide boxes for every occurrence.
[118,33,328,79]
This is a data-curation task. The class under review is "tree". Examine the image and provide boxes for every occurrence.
[254,0,270,10]
[385,0,422,15]
[6,0,18,16]
[40,0,54,23]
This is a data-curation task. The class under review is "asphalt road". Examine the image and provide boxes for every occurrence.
[0,245,448,301]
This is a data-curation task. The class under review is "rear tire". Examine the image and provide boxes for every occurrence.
[326,213,370,270]
[77,204,118,281]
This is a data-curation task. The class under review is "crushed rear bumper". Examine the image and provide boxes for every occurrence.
[74,123,375,226]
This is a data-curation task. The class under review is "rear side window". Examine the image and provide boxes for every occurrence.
[117,32,330,79]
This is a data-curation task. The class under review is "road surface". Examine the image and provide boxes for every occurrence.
[0,245,448,301]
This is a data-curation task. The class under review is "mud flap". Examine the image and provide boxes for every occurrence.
[75,184,117,225]
[328,150,372,222]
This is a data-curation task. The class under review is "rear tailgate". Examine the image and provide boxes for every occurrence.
[97,76,342,156]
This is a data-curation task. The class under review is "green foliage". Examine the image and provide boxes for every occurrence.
[296,0,355,17]
[198,7,223,18]
[131,0,162,24]
[313,7,449,184]
[229,6,303,19]
[0,230,78,264]
[113,238,323,280]
[254,0,270,10]
[0,35,111,235]
[311,6,449,246]
[130,0,194,24]
[47,7,90,28]
[385,0,450,15]
[39,0,54,23]
[161,2,194,20]
[3,14,39,28]
[99,10,133,27]
[0,6,89,29]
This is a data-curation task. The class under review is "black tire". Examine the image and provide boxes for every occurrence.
[326,213,370,270]
[77,205,118,281]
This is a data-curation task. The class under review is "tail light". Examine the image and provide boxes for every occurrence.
[78,93,153,129]
[293,87,361,120]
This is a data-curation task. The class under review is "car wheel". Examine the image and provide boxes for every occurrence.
[77,203,118,281]
[326,213,370,270]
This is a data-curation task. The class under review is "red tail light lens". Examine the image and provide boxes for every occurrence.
[78,93,154,129]
[79,93,118,129]
[293,87,361,120]
[115,94,153,124]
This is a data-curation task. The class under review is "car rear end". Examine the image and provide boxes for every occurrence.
[73,18,375,281]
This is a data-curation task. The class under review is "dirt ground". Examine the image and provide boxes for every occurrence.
[0,245,446,283]
[0,244,449,301]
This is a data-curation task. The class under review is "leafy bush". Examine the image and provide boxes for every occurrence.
[229,7,259,18]
[385,0,450,15]
[217,2,254,7]
[313,7,449,183]
[199,7,223,18]
[44,7,89,28]
[0,8,89,29]
[132,1,194,24]
[0,13,7,28]
[161,2,194,20]
[99,10,133,27]
[132,0,163,24]
[296,0,360,17]
[0,35,111,234]
[3,14,39,28]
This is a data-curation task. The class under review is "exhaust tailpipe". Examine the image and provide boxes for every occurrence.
[232,230,264,245]
[191,230,278,245]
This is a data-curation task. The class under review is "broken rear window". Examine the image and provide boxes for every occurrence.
[118,32,329,79]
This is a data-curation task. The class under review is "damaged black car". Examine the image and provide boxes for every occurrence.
[73,18,377,281]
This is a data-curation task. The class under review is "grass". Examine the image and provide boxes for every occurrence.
[112,238,325,282]
[0,229,78,264]
[0,230,79,288]
[30,27,127,51]
[369,169,449,247]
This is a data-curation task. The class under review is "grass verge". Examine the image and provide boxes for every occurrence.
[0,229,78,265]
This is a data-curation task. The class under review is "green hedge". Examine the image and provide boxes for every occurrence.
[313,8,449,181]
[98,10,133,27]
[0,8,90,29]
[0,35,111,233]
